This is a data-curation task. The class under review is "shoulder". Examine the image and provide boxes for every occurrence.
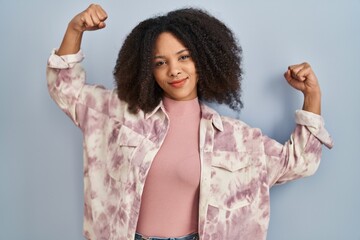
[219,115,262,143]
[220,115,254,132]
[216,115,265,154]
[201,104,264,152]
[78,85,148,124]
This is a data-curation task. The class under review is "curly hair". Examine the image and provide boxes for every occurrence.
[113,8,243,113]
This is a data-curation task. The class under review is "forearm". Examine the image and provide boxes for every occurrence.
[56,26,83,56]
[302,91,321,115]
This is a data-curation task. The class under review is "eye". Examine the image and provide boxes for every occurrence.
[179,55,190,61]
[154,60,166,67]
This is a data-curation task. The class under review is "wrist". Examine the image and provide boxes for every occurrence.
[303,91,321,115]
[67,20,85,34]
[65,22,84,38]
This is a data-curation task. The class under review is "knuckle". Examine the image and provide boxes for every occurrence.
[87,4,97,13]
[84,8,91,15]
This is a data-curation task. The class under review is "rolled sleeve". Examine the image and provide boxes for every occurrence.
[47,49,85,69]
[295,110,334,149]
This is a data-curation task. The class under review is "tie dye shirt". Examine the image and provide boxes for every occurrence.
[46,50,333,240]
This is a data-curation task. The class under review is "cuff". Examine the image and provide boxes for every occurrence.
[295,110,334,149]
[47,49,84,69]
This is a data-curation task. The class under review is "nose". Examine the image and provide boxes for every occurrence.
[168,61,181,77]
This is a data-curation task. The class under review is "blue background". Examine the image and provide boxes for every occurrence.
[1,1,359,239]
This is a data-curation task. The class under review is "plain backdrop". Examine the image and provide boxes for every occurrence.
[1,1,359,239]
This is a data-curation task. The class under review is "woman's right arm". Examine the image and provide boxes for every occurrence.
[47,4,109,127]
[57,4,107,55]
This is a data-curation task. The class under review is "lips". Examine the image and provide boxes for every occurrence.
[169,77,187,88]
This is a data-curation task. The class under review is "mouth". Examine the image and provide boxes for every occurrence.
[168,77,188,88]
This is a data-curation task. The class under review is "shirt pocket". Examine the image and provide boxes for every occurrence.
[107,125,145,183]
[209,151,258,210]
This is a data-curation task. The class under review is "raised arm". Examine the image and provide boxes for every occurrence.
[57,4,108,55]
[47,4,110,128]
[284,62,321,115]
[263,63,333,186]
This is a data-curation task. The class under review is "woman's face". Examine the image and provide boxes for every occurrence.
[152,32,198,101]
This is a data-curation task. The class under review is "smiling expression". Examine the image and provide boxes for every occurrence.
[152,32,198,101]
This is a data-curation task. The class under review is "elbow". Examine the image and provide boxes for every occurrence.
[46,66,60,92]
[302,158,321,177]
[303,139,323,176]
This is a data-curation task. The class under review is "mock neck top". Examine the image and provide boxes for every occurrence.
[136,96,201,237]
[163,97,201,117]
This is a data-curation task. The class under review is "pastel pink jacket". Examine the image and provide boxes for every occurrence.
[47,50,333,240]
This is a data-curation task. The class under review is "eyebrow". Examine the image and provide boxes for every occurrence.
[153,49,189,59]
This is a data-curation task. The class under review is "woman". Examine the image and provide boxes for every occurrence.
[47,4,333,240]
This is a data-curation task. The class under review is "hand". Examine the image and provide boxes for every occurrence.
[69,4,108,33]
[56,4,108,55]
[284,62,320,96]
[284,62,322,115]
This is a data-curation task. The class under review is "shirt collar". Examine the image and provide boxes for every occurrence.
[200,103,224,132]
[144,101,165,120]
[145,100,224,132]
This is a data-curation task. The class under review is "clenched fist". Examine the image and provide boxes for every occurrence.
[57,4,108,56]
[284,62,322,115]
[69,4,108,33]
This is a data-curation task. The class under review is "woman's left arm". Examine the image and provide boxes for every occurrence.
[284,62,321,115]
[264,63,333,186]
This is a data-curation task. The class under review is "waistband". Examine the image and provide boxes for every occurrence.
[135,232,199,240]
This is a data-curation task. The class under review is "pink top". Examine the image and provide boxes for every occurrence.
[136,97,201,237]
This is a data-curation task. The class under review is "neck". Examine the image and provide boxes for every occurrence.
[163,97,200,116]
